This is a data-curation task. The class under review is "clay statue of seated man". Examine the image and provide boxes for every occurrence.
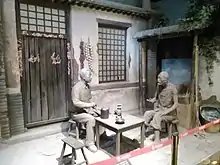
[71,68,112,153]
[144,71,178,143]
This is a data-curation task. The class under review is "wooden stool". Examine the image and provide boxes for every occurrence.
[167,119,179,138]
[58,137,88,165]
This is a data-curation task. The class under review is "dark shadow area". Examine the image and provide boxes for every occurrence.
[100,135,139,156]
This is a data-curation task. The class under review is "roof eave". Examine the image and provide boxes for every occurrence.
[134,24,197,39]
[52,0,161,19]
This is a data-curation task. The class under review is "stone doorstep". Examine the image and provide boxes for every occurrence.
[1,122,69,145]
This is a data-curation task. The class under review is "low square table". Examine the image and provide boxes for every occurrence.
[95,114,145,156]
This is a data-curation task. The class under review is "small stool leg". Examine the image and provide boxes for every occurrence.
[76,123,79,140]
[168,123,173,139]
[59,143,66,165]
[165,122,169,133]
[71,148,76,165]
[68,123,72,136]
[81,147,89,165]
[174,124,178,133]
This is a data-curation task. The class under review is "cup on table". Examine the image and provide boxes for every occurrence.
[101,108,109,119]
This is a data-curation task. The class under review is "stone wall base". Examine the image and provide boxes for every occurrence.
[7,92,25,136]
[0,76,10,139]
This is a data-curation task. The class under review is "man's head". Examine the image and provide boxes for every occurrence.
[157,71,169,86]
[80,68,92,83]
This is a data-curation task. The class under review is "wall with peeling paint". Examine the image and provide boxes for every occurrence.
[70,6,149,113]
[199,53,220,101]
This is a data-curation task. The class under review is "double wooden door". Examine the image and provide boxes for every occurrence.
[22,35,69,127]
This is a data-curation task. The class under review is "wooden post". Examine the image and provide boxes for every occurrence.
[194,34,199,114]
[139,40,144,115]
[191,34,199,128]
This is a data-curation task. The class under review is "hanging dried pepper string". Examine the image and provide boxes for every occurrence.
[79,40,85,69]
[87,39,94,73]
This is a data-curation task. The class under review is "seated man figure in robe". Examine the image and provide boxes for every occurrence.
[144,71,178,143]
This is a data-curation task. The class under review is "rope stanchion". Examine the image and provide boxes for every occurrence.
[171,132,179,165]
[90,118,220,165]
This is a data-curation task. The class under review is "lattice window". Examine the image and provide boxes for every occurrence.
[98,25,126,83]
[19,3,66,34]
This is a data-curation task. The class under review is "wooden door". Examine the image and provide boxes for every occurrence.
[22,36,68,127]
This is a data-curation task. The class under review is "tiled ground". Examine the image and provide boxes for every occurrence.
[0,133,109,165]
[0,128,220,165]
[0,112,220,165]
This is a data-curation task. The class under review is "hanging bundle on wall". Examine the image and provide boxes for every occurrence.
[79,38,94,72]
[67,42,71,75]
[86,38,94,72]
[17,39,23,77]
[79,40,86,69]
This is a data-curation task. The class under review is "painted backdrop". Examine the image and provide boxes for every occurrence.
[162,59,191,95]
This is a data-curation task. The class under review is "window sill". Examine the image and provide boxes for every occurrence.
[91,81,138,91]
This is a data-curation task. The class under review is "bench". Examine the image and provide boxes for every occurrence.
[58,137,88,165]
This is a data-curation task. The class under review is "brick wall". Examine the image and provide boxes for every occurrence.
[0,1,10,139]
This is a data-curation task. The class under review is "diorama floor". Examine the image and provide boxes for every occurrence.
[0,115,220,165]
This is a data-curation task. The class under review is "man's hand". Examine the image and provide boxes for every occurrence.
[160,108,171,116]
[146,98,156,103]
[89,102,96,107]
[88,111,99,117]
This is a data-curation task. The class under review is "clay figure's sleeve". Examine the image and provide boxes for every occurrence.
[171,86,178,110]
[71,85,93,108]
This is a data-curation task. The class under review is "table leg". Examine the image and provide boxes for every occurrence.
[140,123,145,148]
[95,122,100,149]
[116,132,121,156]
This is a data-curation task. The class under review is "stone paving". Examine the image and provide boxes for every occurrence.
[0,129,220,165]
[0,133,109,165]
[129,132,220,165]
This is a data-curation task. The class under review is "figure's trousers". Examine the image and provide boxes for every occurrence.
[144,109,176,130]
[72,113,105,147]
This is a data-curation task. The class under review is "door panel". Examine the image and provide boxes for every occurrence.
[22,36,68,126]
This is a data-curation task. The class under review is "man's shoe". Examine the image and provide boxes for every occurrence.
[87,144,98,153]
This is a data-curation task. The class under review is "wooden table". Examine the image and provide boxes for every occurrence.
[95,114,145,156]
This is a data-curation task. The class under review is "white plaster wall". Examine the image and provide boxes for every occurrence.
[199,52,220,101]
[70,6,148,112]
[2,0,20,91]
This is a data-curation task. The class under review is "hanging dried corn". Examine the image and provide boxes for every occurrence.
[67,42,71,75]
[86,38,94,72]
[79,40,86,69]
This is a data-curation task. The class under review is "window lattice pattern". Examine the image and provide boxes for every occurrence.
[98,26,126,83]
[19,3,66,34]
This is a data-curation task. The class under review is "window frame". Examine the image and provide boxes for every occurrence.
[18,3,66,35]
[98,23,128,83]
